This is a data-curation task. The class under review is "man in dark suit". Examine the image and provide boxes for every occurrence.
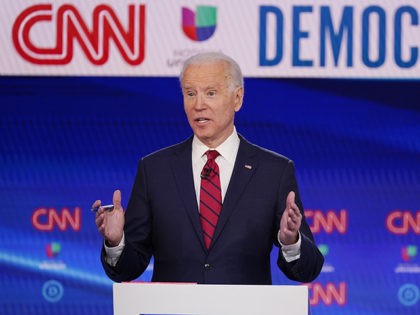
[94,52,324,284]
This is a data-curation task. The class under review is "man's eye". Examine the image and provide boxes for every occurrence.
[207,91,216,96]
[186,92,195,97]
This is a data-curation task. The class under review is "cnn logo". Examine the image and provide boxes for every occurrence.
[306,282,347,306]
[305,209,348,234]
[13,4,146,65]
[386,210,420,234]
[32,207,81,231]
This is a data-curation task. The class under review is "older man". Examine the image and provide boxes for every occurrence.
[94,52,324,284]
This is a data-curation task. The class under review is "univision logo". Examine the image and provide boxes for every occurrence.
[318,244,335,273]
[41,242,66,271]
[46,242,61,258]
[402,245,417,262]
[318,244,329,256]
[395,245,420,274]
[182,6,217,41]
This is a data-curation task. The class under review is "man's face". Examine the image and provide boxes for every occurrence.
[181,61,243,148]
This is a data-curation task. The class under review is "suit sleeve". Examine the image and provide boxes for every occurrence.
[275,160,324,282]
[101,159,153,282]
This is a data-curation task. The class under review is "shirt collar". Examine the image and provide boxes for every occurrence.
[192,127,240,164]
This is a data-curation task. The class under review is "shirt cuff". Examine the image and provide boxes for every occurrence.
[104,233,125,266]
[278,231,301,262]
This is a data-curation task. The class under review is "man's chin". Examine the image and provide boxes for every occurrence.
[194,132,214,145]
[193,127,211,138]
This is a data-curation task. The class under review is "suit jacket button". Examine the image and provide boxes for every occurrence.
[204,263,211,269]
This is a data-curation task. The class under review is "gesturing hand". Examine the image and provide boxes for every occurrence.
[279,191,302,245]
[93,190,125,247]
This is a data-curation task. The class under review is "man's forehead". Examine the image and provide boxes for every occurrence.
[182,79,224,89]
[182,65,230,88]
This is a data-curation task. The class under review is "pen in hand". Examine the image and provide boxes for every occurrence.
[91,204,114,212]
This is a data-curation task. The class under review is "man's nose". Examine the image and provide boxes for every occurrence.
[194,93,206,110]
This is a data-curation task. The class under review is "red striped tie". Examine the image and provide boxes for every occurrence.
[200,150,222,249]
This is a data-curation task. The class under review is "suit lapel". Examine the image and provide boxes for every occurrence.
[211,136,258,249]
[171,137,206,249]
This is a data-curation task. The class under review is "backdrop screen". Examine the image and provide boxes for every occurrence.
[0,76,419,314]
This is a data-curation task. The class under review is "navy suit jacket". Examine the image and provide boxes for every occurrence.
[101,135,324,284]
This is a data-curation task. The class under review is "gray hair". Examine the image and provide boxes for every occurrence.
[179,52,244,89]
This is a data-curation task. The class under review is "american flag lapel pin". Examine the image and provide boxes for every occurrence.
[244,164,252,170]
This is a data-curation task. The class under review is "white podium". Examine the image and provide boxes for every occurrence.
[113,282,308,315]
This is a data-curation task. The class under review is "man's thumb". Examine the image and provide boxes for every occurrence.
[113,190,122,209]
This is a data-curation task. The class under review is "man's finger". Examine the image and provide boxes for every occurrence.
[290,203,301,216]
[92,199,101,208]
[288,210,297,223]
[113,190,122,209]
[286,191,295,209]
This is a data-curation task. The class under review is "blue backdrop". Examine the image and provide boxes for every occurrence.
[0,76,419,314]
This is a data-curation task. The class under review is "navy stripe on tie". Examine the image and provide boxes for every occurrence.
[200,199,221,217]
[206,177,221,191]
[201,187,223,205]
[199,213,217,228]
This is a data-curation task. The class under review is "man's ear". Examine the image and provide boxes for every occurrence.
[234,87,244,112]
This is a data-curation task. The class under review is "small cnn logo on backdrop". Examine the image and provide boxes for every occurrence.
[306,282,347,306]
[182,6,217,42]
[386,210,420,234]
[305,209,348,234]
[31,207,81,232]
[12,4,146,65]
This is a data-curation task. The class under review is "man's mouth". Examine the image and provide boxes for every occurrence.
[195,118,209,123]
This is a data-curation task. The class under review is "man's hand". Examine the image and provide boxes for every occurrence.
[279,191,302,245]
[94,190,125,247]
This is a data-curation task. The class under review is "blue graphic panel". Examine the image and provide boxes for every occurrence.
[0,77,419,314]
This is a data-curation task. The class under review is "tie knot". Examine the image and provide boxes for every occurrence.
[205,150,220,161]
